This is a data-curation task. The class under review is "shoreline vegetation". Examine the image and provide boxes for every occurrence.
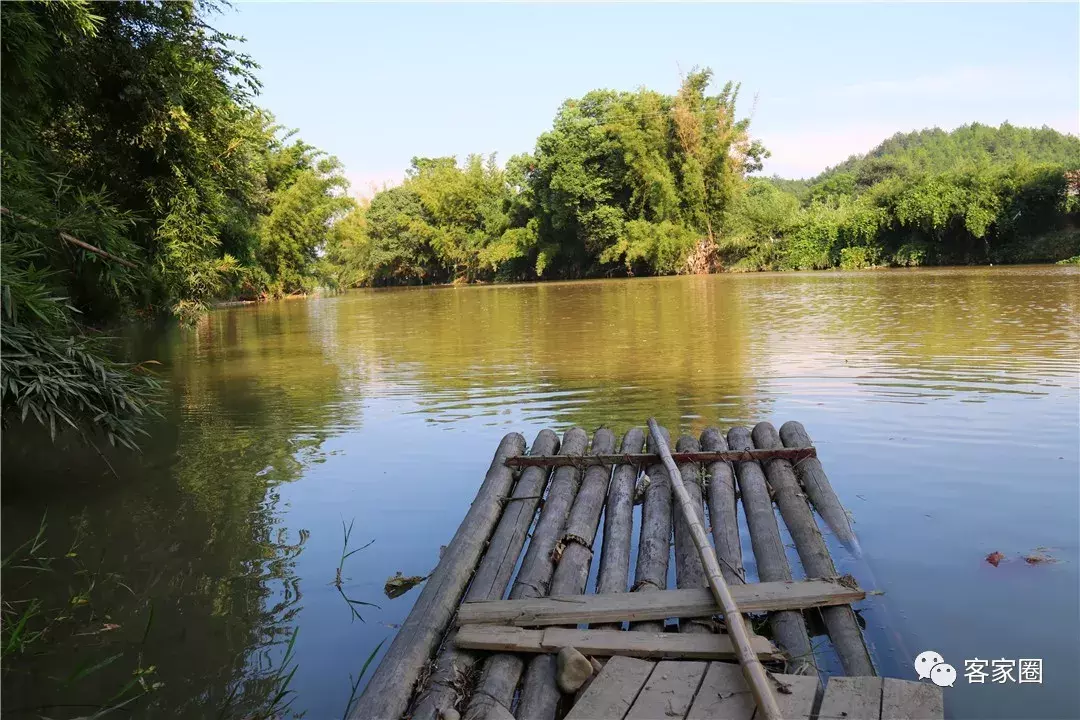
[1,0,1078,447]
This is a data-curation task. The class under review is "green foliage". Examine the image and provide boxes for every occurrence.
[728,125,1080,271]
[2,1,352,445]
[256,153,352,295]
[335,68,763,285]
[820,123,1080,183]
[336,95,1078,288]
[324,154,523,285]
[603,220,701,275]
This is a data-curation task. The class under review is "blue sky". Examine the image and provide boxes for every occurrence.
[217,2,1079,194]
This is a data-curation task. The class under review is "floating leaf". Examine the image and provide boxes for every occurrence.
[384,571,428,599]
[985,551,1005,567]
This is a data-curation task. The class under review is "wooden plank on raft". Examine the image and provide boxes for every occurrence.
[625,660,708,720]
[881,678,943,720]
[457,579,865,626]
[517,428,618,720]
[752,422,875,677]
[564,656,656,720]
[687,662,819,720]
[464,428,590,720]
[349,433,526,720]
[455,626,781,660]
[818,676,883,720]
[770,673,820,720]
[688,662,756,720]
[410,429,560,720]
[505,447,817,468]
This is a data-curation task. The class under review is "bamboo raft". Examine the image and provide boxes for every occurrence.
[350,422,943,720]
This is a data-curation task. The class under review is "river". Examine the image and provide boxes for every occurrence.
[2,266,1078,719]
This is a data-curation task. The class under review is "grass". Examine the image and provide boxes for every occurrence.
[4,513,386,718]
[341,638,385,720]
[332,518,375,589]
[332,518,379,622]
[2,512,163,717]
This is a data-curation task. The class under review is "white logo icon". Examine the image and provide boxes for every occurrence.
[931,663,957,687]
[914,650,944,680]
[915,650,957,688]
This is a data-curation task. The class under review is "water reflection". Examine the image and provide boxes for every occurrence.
[2,266,1077,719]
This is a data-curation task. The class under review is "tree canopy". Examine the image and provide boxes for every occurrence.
[330,108,1078,287]
[325,68,769,285]
[1,0,352,447]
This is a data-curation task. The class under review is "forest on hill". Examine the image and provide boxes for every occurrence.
[2,0,1079,448]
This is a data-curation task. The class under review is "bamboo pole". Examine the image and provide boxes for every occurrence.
[464,428,589,720]
[595,428,646,598]
[1,206,140,269]
[505,447,816,468]
[629,425,672,633]
[778,421,861,556]
[728,426,815,675]
[647,419,782,720]
[517,428,617,720]
[350,432,526,720]
[700,427,744,585]
[752,423,875,677]
[673,435,711,634]
[411,429,560,720]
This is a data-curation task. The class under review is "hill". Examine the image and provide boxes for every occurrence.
[812,123,1080,188]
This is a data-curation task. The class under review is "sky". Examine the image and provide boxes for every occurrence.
[215,2,1079,196]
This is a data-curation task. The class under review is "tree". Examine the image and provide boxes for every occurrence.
[1,1,355,446]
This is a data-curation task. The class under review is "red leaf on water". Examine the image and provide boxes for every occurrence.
[985,551,1005,567]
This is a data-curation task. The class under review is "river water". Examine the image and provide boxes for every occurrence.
[2,266,1078,719]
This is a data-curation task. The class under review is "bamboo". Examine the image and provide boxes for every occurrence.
[672,435,710,634]
[505,447,816,468]
[728,426,815,675]
[464,428,589,720]
[629,426,672,633]
[411,429,560,720]
[1,206,140,269]
[647,419,782,720]
[517,429,617,720]
[751,422,875,677]
[778,421,861,555]
[595,429,645,597]
[350,432,526,720]
[700,427,744,585]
